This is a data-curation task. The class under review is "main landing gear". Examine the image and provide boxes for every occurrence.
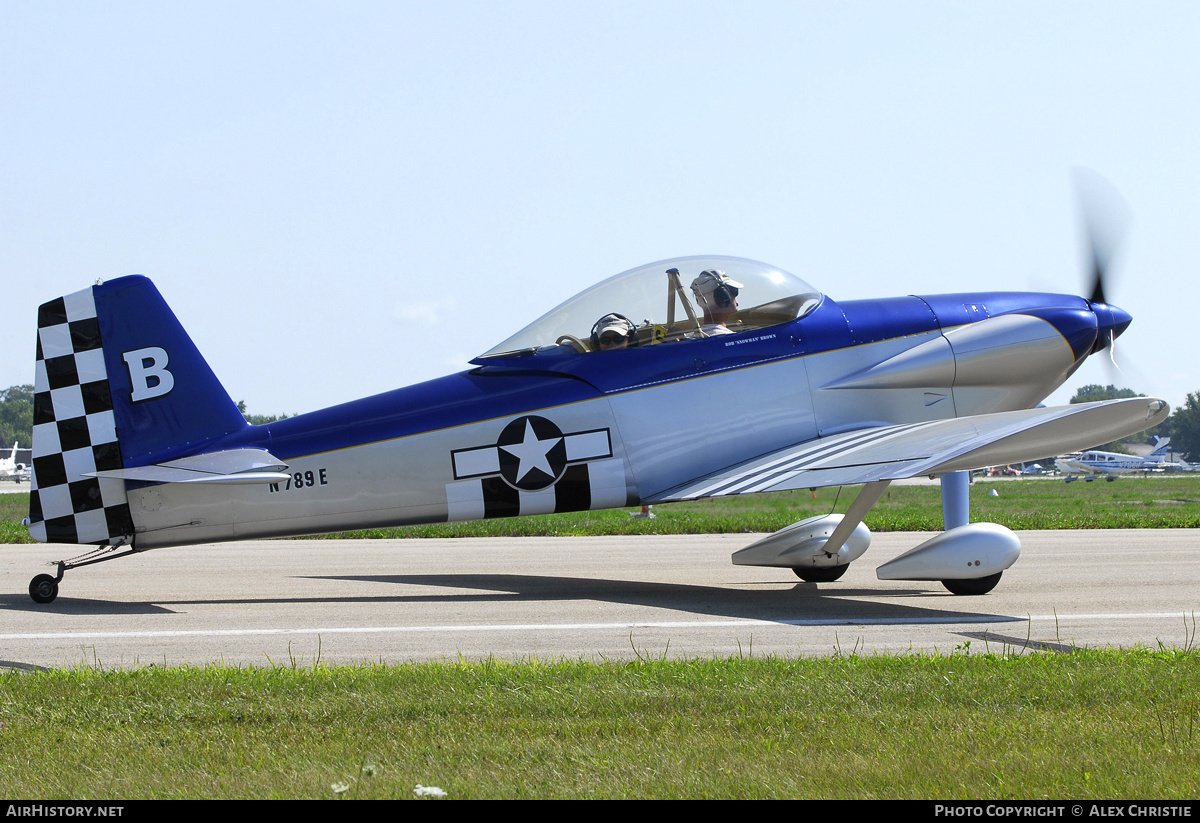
[875,471,1019,596]
[932,471,1009,595]
[733,473,1021,595]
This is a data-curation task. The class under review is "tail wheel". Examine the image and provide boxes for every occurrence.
[29,574,59,604]
[793,565,849,583]
[942,572,1002,596]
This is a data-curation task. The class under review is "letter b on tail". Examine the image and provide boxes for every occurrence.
[123,346,175,402]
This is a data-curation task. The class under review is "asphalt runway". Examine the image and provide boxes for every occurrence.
[2,530,1198,670]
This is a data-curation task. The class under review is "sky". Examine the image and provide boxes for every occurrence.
[2,2,1198,416]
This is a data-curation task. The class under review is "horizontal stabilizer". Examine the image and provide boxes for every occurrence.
[85,449,289,485]
[652,397,1169,501]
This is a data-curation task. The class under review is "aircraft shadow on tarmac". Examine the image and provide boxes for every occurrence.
[294,572,1023,627]
[0,594,176,616]
[0,573,1022,627]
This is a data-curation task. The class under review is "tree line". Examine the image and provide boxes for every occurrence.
[0,385,32,451]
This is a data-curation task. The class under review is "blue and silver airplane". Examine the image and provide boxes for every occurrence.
[23,255,1167,603]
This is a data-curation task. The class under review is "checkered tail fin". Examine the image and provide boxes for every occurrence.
[28,276,248,545]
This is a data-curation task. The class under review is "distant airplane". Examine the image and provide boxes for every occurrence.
[1055,437,1177,481]
[0,442,30,483]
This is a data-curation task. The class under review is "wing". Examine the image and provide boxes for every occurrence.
[651,397,1168,501]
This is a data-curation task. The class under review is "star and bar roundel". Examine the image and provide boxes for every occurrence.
[446,415,628,520]
[496,415,570,491]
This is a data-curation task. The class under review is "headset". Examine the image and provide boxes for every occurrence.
[711,283,738,309]
[693,270,739,310]
[590,313,637,349]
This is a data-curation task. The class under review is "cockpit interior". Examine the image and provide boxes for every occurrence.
[479,256,823,359]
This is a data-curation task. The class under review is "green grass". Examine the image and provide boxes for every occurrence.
[0,493,30,543]
[2,649,1197,799]
[6,475,1200,544]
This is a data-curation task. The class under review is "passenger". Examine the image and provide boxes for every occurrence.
[590,313,636,351]
[690,269,743,335]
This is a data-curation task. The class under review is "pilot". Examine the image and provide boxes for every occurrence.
[690,269,743,335]
[590,313,637,351]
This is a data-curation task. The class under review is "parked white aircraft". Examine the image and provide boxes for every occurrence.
[0,443,30,483]
[1055,438,1176,481]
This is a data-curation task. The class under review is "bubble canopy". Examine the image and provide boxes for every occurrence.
[479,256,822,358]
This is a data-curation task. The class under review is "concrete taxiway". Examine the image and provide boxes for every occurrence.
[2,530,1197,669]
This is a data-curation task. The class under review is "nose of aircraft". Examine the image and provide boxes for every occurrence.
[1089,301,1133,352]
